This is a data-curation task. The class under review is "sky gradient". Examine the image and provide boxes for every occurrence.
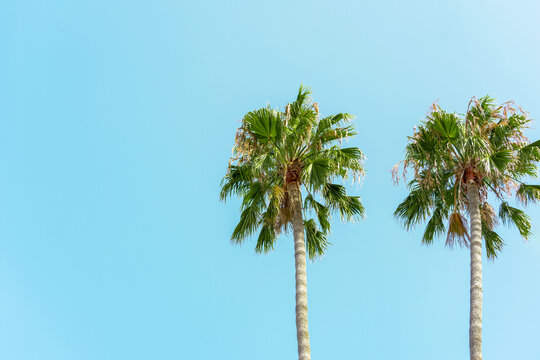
[2,0,540,359]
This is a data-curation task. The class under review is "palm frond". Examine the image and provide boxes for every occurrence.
[231,205,261,244]
[315,113,354,136]
[319,125,357,145]
[516,184,540,205]
[394,186,432,230]
[304,194,331,233]
[220,164,253,201]
[255,223,277,253]
[524,139,540,150]
[482,221,504,260]
[304,219,329,260]
[499,201,532,239]
[303,158,331,190]
[430,111,460,141]
[240,182,266,210]
[243,108,283,145]
[422,201,447,245]
[489,150,513,172]
[322,183,365,221]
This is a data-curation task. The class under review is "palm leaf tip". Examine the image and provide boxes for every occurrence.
[231,205,260,244]
[516,184,540,206]
[342,196,365,221]
[394,188,431,230]
[421,205,446,245]
[304,194,331,233]
[304,219,329,260]
[323,183,365,221]
[482,222,504,260]
[255,223,277,254]
[524,139,540,150]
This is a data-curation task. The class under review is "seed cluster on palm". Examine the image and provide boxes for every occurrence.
[220,86,366,360]
[393,97,540,360]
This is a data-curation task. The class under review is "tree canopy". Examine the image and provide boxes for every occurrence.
[220,86,366,258]
[394,97,540,258]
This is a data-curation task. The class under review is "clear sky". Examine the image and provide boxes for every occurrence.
[1,0,540,359]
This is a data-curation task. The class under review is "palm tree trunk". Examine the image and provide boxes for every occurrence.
[289,182,311,360]
[467,182,483,360]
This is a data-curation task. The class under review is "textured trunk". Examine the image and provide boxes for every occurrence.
[289,182,311,360]
[467,183,483,360]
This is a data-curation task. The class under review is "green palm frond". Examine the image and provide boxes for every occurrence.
[319,125,357,144]
[324,146,365,178]
[220,164,253,201]
[525,139,540,150]
[430,110,460,141]
[422,201,448,245]
[231,205,261,244]
[304,219,330,260]
[516,184,540,205]
[289,85,311,120]
[394,185,433,230]
[303,158,331,190]
[482,222,504,260]
[240,182,266,210]
[499,201,532,239]
[255,223,277,254]
[315,113,353,135]
[304,194,331,233]
[243,108,283,144]
[489,150,513,172]
[322,183,365,221]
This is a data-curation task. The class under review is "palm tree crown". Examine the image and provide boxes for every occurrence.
[394,96,540,258]
[220,86,365,258]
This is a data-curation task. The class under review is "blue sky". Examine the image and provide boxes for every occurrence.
[1,0,540,359]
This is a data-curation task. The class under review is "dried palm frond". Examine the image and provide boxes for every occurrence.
[446,212,469,248]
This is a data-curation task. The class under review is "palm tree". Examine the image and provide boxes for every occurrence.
[393,97,540,360]
[220,86,365,360]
